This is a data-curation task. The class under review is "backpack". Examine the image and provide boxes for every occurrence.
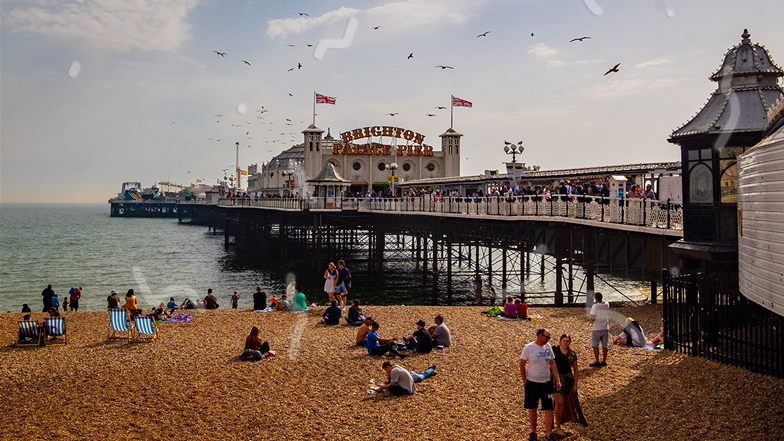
[51,296,60,308]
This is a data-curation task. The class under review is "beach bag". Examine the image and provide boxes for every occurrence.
[51,296,60,308]
[484,306,503,317]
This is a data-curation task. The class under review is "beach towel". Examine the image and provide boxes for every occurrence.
[254,307,274,313]
[170,314,193,323]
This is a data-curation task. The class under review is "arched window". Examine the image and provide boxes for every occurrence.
[689,163,713,203]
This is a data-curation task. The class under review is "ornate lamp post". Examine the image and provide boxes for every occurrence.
[385,162,399,196]
[503,141,524,192]
[281,170,294,197]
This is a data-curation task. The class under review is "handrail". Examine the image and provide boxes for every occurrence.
[214,195,683,231]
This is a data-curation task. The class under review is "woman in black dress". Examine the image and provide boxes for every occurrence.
[553,334,579,437]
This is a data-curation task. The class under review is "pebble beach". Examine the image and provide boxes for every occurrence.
[3,303,784,441]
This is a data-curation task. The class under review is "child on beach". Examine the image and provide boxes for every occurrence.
[231,290,240,309]
[62,296,69,312]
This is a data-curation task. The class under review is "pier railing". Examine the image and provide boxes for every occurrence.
[217,195,683,230]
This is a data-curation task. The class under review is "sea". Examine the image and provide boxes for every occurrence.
[0,203,650,313]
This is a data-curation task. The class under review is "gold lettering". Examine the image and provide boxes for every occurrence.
[341,132,353,143]
[407,145,414,156]
[363,127,372,138]
[414,133,424,145]
[333,144,342,155]
[371,126,381,137]
[341,144,353,155]
[374,145,382,155]
[397,145,406,156]
[394,127,404,138]
[381,126,393,137]
[382,145,391,155]
[424,145,434,156]
[403,130,414,141]
[352,128,364,141]
[415,146,423,156]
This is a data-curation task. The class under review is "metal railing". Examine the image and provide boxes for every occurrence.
[215,195,684,230]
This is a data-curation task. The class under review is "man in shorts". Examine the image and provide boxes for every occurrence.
[520,328,561,441]
[589,292,610,367]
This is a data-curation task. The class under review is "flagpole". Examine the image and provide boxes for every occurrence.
[450,95,454,129]
[312,91,316,125]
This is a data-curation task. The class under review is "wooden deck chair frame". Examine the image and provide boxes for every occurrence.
[108,308,132,341]
[17,320,43,347]
[44,317,67,345]
[131,315,158,343]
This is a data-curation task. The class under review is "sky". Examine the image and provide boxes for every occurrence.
[1,0,783,203]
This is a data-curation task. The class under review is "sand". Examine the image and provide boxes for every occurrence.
[2,303,784,441]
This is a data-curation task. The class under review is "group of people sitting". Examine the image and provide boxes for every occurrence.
[354,314,452,357]
[502,296,529,319]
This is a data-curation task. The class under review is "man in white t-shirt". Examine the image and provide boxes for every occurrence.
[589,292,610,367]
[520,328,561,441]
[379,362,416,396]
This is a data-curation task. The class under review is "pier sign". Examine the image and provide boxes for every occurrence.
[335,125,434,157]
[340,126,426,145]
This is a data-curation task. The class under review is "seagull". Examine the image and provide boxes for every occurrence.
[286,119,292,122]
[287,44,296,47]
[241,60,251,66]
[298,12,309,16]
[569,36,591,42]
[214,113,223,117]
[408,53,414,59]
[288,93,293,96]
[477,31,490,38]
[426,113,436,117]
[603,63,621,76]
[372,26,381,30]
[246,131,249,135]
[306,44,313,47]
[297,63,302,69]
[435,106,447,109]
[386,113,399,116]
[287,67,294,72]
[213,51,226,57]
[531,33,535,37]
[435,65,453,69]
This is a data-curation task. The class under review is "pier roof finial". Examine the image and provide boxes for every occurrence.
[741,29,751,45]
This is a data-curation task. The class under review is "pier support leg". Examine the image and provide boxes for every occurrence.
[432,236,439,305]
[446,240,453,306]
[555,258,564,306]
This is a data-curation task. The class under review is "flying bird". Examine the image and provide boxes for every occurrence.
[407,53,413,59]
[288,93,293,96]
[569,36,591,42]
[286,119,292,122]
[372,26,381,30]
[477,31,490,38]
[426,114,436,117]
[435,65,453,69]
[603,63,621,76]
[287,44,296,47]
[287,67,294,72]
[307,44,313,47]
[241,60,251,66]
[435,106,447,109]
[213,51,226,57]
[297,63,302,69]
[386,113,399,116]
[298,12,309,16]
[531,33,535,37]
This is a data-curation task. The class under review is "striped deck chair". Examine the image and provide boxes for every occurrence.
[108,308,131,341]
[132,315,158,342]
[45,317,67,345]
[17,320,43,347]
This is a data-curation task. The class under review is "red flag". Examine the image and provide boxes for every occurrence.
[451,95,472,108]
[316,93,336,104]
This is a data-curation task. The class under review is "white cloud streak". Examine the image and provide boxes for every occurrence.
[2,0,199,52]
[634,58,672,69]
[578,78,688,98]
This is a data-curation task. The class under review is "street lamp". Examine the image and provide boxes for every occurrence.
[385,162,399,197]
[503,140,524,163]
[281,170,294,197]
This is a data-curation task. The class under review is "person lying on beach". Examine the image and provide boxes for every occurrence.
[322,300,342,325]
[240,326,275,361]
[403,320,433,353]
[151,303,171,321]
[345,299,364,326]
[378,361,436,396]
[648,319,664,346]
[428,314,451,347]
[367,322,405,359]
[356,317,373,346]
[179,298,196,309]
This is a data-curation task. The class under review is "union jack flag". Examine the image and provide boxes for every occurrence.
[316,93,336,104]
[451,95,472,108]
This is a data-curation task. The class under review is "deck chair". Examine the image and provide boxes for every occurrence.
[44,317,67,345]
[108,308,132,341]
[132,315,158,342]
[17,320,43,347]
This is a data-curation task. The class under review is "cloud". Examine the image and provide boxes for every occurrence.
[266,0,485,39]
[527,43,559,59]
[634,58,672,69]
[2,0,199,52]
[577,78,688,98]
[573,59,606,65]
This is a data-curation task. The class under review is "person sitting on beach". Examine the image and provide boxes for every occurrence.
[107,290,121,311]
[166,297,178,312]
[270,295,277,309]
[48,307,61,318]
[345,299,364,326]
[253,286,267,311]
[356,317,374,346]
[204,289,219,309]
[613,317,646,347]
[428,315,452,347]
[122,289,142,318]
[18,314,42,344]
[367,322,405,359]
[278,295,291,311]
[180,298,196,310]
[648,319,665,346]
[292,286,307,311]
[240,326,275,361]
[378,361,434,396]
[516,298,529,319]
[502,297,517,319]
[151,303,171,321]
[404,320,433,353]
[21,304,32,313]
[322,300,342,325]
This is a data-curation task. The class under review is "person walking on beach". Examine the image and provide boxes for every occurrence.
[230,290,240,309]
[41,284,55,312]
[367,322,405,358]
[204,289,219,309]
[520,328,561,441]
[553,334,580,437]
[69,287,82,311]
[474,274,483,305]
[589,292,610,367]
[107,289,121,310]
[324,262,338,303]
[253,285,267,311]
[336,260,352,299]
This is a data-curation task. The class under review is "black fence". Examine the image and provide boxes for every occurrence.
[663,270,784,378]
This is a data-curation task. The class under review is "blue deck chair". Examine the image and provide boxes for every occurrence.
[108,308,131,341]
[132,315,158,342]
[17,320,43,347]
[45,317,67,345]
